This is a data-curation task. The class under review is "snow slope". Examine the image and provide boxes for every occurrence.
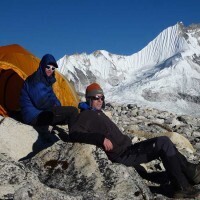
[57,22,200,116]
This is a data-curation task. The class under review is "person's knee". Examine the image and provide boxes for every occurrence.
[156,136,176,156]
[73,106,78,113]
[70,106,79,115]
[67,106,79,121]
[157,136,171,144]
[62,106,78,115]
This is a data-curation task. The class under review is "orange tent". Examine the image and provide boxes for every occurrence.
[0,44,79,117]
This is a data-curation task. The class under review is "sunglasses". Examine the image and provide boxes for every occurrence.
[46,65,56,71]
[91,95,105,101]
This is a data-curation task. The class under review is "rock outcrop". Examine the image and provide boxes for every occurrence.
[1,103,200,199]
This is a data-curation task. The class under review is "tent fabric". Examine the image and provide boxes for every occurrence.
[0,105,8,117]
[0,44,79,117]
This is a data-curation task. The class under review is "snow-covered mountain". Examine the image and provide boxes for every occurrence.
[57,22,200,116]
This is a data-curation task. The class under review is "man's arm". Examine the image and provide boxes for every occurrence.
[28,82,61,109]
[67,132,113,151]
[68,131,105,147]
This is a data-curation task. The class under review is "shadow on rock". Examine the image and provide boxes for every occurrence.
[141,171,175,198]
[54,126,70,142]
[135,166,175,198]
[149,184,175,198]
[19,126,60,161]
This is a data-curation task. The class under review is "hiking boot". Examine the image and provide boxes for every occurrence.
[173,185,200,199]
[186,163,200,185]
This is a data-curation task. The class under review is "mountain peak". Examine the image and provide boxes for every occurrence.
[57,23,200,116]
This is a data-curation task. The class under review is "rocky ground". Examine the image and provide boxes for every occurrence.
[1,103,200,200]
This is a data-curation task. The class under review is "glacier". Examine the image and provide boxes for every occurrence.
[57,22,200,116]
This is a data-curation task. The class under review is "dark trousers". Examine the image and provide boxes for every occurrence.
[114,136,192,189]
[31,106,78,130]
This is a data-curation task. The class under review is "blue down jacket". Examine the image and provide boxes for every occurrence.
[20,54,61,124]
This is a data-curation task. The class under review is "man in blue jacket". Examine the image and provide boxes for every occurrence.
[20,54,78,130]
[68,82,200,199]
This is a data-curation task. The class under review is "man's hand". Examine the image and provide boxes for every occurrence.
[103,138,113,151]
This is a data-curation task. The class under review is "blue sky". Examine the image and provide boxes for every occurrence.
[0,0,199,60]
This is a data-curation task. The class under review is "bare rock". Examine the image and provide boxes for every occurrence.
[0,117,38,161]
[23,141,153,200]
[0,153,81,200]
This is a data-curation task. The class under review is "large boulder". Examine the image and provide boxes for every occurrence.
[23,141,154,199]
[0,153,81,200]
[0,116,59,161]
[0,116,38,161]
[1,102,200,199]
[126,128,195,153]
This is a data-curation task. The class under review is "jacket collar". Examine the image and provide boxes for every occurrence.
[78,102,102,112]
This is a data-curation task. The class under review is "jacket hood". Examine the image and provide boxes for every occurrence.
[39,54,58,70]
[36,54,57,85]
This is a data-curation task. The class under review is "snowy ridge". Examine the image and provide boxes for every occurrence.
[128,23,189,70]
[57,23,200,116]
